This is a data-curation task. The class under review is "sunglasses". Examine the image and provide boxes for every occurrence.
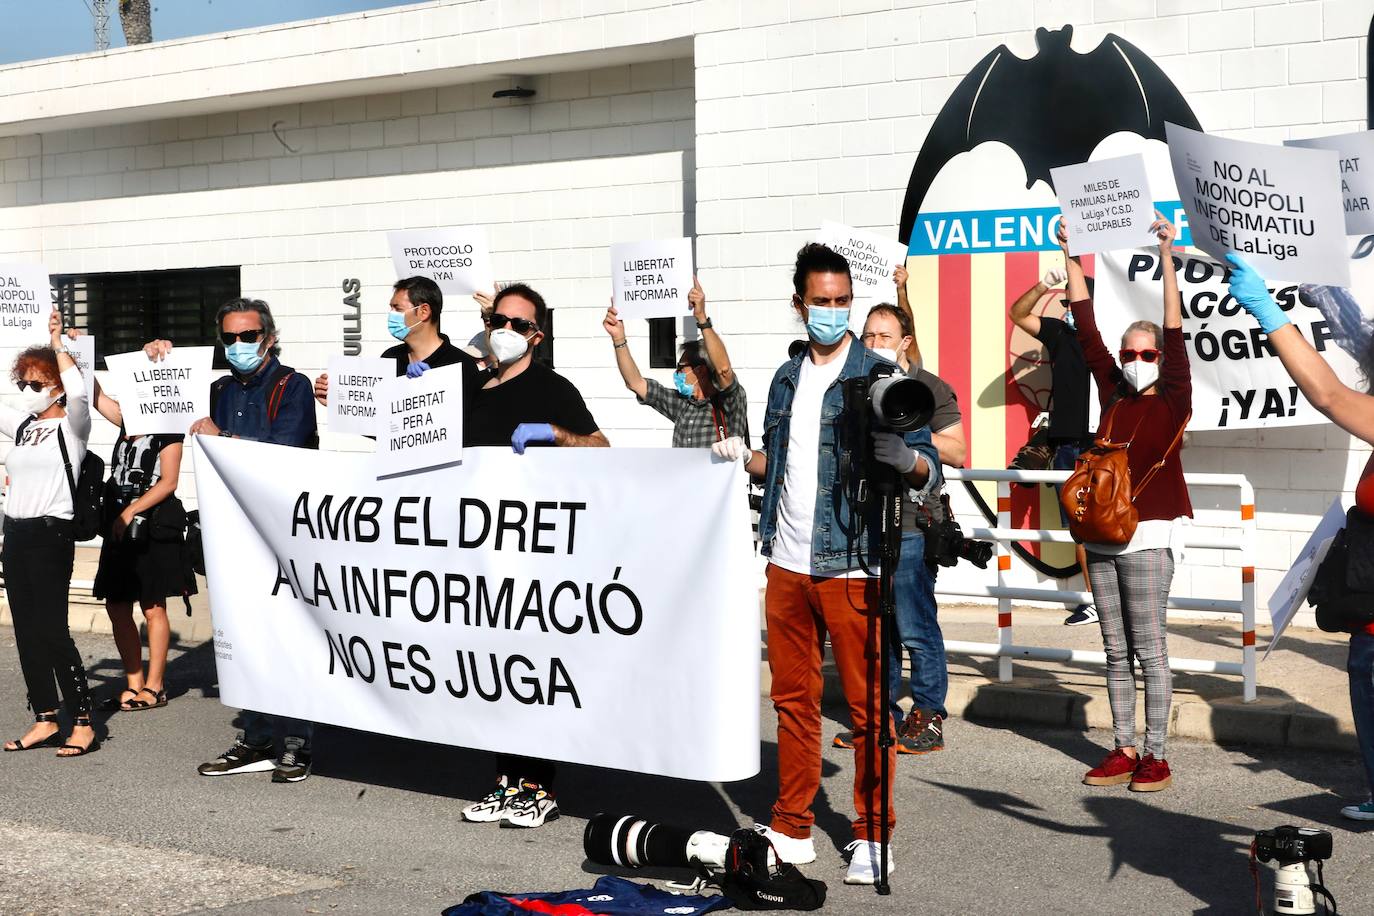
[15,379,47,392]
[486,313,539,334]
[220,329,264,345]
[1119,348,1162,364]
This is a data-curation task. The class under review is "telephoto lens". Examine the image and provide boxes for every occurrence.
[583,814,730,871]
[869,371,934,432]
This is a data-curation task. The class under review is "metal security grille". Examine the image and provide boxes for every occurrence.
[52,266,240,368]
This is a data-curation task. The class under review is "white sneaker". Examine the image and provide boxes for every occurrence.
[461,777,519,823]
[1340,798,1374,821]
[844,840,895,885]
[752,823,816,865]
[499,781,560,828]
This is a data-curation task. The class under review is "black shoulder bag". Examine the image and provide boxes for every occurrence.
[1308,507,1374,633]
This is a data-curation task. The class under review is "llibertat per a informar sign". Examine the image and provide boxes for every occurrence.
[193,436,760,781]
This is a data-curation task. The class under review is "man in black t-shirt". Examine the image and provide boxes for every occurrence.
[1010,268,1098,627]
[313,276,483,430]
[461,282,605,831]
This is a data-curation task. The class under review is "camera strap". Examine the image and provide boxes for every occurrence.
[711,398,728,443]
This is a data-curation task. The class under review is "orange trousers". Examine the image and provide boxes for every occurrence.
[765,564,896,842]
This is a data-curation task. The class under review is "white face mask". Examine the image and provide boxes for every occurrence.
[1122,360,1159,393]
[488,328,531,366]
[13,385,59,417]
[870,347,898,364]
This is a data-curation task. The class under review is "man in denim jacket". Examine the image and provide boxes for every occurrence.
[713,243,940,885]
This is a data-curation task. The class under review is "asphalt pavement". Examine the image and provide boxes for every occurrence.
[0,627,1371,915]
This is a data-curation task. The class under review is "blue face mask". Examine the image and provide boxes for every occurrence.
[672,370,695,397]
[388,308,417,341]
[225,341,264,375]
[805,305,850,346]
[1062,308,1077,331]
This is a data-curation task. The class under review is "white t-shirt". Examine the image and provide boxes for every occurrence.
[0,365,91,521]
[769,345,862,577]
[1086,516,1189,559]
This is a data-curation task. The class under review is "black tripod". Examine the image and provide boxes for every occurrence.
[873,462,903,896]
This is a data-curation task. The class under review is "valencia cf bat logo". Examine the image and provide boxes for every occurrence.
[897,24,1203,244]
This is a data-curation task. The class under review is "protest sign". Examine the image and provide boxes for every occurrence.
[103,347,214,435]
[1286,130,1374,236]
[388,227,494,296]
[1094,249,1369,430]
[0,263,51,350]
[1050,154,1155,256]
[67,334,95,398]
[1166,122,1349,287]
[817,221,906,298]
[375,363,463,478]
[1266,497,1349,659]
[193,437,760,781]
[327,355,392,437]
[609,238,694,321]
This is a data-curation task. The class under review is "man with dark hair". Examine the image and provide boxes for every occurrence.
[712,242,940,884]
[146,298,320,782]
[314,276,482,426]
[601,276,749,448]
[461,281,606,829]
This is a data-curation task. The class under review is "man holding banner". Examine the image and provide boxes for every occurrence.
[460,282,607,828]
[313,276,483,421]
[146,298,321,783]
[713,243,940,885]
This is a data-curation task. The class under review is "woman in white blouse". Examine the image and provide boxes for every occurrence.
[1,309,97,757]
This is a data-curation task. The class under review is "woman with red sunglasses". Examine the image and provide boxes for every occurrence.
[1060,212,1192,793]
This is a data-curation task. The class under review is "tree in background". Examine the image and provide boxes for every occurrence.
[119,0,152,45]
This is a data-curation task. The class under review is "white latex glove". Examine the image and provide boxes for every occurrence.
[872,431,918,474]
[1042,267,1067,288]
[712,435,753,464]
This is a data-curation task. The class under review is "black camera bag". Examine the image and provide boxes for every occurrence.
[716,828,826,911]
[1308,508,1374,633]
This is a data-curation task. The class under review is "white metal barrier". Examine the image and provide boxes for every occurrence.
[941,468,1258,703]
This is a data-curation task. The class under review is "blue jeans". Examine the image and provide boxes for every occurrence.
[241,709,314,752]
[888,530,947,724]
[1349,632,1374,798]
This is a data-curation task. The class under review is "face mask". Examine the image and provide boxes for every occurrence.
[488,328,531,366]
[388,308,418,341]
[870,347,898,364]
[14,386,58,416]
[1122,360,1159,393]
[672,371,695,397]
[225,341,265,375]
[805,306,849,345]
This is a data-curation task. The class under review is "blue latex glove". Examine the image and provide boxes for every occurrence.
[1225,253,1290,334]
[406,360,431,379]
[511,422,555,454]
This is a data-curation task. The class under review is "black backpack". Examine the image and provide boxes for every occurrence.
[1309,508,1374,633]
[15,417,104,541]
[715,828,826,911]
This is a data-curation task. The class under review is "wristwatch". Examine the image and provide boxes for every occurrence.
[219,430,232,437]
[696,318,713,330]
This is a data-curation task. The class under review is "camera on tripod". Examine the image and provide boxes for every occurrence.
[1251,826,1336,915]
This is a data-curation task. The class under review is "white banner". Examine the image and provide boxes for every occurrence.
[0,263,51,350]
[1094,249,1368,430]
[193,437,760,781]
[68,334,95,398]
[1286,130,1374,235]
[1050,154,1155,256]
[1167,122,1349,287]
[388,227,494,296]
[103,346,215,435]
[610,238,694,321]
[375,364,464,478]
[327,355,392,437]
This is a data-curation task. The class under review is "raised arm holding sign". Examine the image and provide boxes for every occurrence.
[388,227,494,296]
[609,238,694,321]
[1050,154,1155,256]
[104,347,214,436]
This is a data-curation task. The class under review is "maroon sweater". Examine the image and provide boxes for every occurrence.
[1071,298,1193,523]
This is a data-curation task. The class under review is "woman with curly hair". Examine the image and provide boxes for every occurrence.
[1,309,98,756]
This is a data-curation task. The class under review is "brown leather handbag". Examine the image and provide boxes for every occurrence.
[1059,404,1188,545]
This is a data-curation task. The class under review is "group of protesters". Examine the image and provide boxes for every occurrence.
[3,212,1373,886]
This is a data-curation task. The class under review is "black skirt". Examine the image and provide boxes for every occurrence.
[92,521,197,607]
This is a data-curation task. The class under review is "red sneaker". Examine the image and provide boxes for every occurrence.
[1128,755,1172,792]
[1082,748,1138,786]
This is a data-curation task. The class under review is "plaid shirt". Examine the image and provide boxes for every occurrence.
[639,377,750,448]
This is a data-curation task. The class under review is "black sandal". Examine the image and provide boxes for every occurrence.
[125,687,167,711]
[56,715,100,758]
[4,712,61,752]
[98,689,139,712]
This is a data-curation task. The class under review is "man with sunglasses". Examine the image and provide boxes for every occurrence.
[601,276,749,448]
[148,299,320,783]
[313,276,482,423]
[460,282,606,830]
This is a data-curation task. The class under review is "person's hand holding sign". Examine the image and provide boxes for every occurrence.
[1225,254,1289,335]
[406,361,430,379]
[688,276,707,323]
[1149,209,1176,256]
[512,422,555,454]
